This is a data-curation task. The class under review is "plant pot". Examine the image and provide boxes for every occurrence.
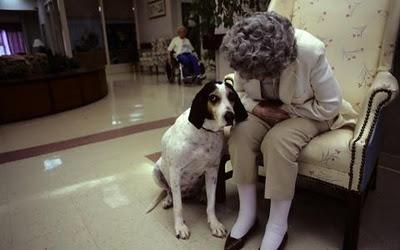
[202,33,225,50]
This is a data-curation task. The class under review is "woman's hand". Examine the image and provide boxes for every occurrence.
[252,101,290,125]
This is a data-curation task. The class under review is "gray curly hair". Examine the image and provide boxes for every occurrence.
[222,11,297,80]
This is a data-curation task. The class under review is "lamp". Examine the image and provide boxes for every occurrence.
[33,39,44,48]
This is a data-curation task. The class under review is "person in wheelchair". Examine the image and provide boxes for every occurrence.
[167,26,204,83]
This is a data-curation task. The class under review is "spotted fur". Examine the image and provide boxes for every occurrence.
[147,81,247,239]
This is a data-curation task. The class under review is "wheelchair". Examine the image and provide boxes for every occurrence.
[165,51,205,84]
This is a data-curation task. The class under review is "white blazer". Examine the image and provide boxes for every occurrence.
[226,29,357,129]
[168,36,194,55]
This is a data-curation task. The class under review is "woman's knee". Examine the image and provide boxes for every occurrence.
[229,123,263,152]
[261,128,300,161]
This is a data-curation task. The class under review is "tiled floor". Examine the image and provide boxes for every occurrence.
[0,73,399,250]
[0,73,200,153]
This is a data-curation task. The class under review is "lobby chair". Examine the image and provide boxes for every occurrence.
[217,0,400,249]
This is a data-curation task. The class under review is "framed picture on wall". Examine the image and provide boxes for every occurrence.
[148,0,166,19]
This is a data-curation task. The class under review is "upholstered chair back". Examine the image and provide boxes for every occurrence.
[269,0,400,112]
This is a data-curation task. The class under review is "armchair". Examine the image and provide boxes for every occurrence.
[138,38,170,74]
[151,37,170,74]
[217,0,399,249]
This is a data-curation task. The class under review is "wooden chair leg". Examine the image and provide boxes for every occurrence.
[216,156,228,203]
[343,191,364,250]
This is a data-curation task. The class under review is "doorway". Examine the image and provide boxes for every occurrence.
[181,2,201,58]
[63,0,139,71]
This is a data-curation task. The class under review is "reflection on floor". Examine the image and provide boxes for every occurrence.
[0,73,399,250]
[0,73,202,153]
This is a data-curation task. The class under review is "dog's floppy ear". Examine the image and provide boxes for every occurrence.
[224,81,248,123]
[189,82,215,129]
[188,91,207,129]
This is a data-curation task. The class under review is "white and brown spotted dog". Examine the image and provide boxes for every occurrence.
[146,80,247,239]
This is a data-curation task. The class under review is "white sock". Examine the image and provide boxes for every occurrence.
[260,199,292,250]
[230,184,257,239]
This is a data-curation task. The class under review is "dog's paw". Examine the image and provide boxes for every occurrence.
[209,220,227,238]
[162,195,172,209]
[175,223,190,240]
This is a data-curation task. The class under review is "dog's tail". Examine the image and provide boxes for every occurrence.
[145,190,167,214]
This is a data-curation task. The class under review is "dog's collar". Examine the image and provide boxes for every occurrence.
[201,127,220,133]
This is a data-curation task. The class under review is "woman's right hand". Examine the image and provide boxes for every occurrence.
[252,101,290,125]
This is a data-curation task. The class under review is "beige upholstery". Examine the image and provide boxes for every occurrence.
[290,0,396,110]
[266,0,400,191]
[139,37,170,73]
[151,37,170,72]
[244,0,399,191]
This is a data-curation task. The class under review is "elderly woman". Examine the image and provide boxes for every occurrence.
[168,26,201,79]
[221,12,342,250]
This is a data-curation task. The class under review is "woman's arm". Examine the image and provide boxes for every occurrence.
[168,37,177,52]
[253,101,289,125]
[227,73,289,124]
[282,53,342,121]
[230,72,261,112]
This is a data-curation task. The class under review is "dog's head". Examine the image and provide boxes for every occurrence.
[188,80,248,130]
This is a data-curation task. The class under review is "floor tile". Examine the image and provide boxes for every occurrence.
[2,157,65,202]
[0,167,8,206]
[9,196,86,246]
[0,74,200,153]
[13,224,98,250]
[0,203,12,250]
[70,182,184,250]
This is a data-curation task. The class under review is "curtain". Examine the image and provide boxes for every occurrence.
[0,29,26,56]
[7,30,26,54]
[0,30,11,56]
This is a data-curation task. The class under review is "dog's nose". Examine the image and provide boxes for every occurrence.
[224,111,235,125]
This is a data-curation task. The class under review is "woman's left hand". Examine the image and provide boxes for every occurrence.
[252,101,290,125]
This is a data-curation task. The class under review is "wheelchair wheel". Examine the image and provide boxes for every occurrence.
[165,61,175,83]
[178,75,182,84]
[200,63,205,75]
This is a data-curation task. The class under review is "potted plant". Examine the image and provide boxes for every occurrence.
[191,0,270,50]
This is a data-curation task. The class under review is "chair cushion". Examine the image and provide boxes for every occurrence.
[257,128,353,188]
[297,128,353,188]
[299,128,353,173]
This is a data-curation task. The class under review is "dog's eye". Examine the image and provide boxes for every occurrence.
[228,93,235,102]
[209,94,219,103]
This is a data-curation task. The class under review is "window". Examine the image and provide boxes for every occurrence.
[0,30,10,56]
[0,26,26,56]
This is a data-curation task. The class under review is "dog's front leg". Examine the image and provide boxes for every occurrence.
[170,168,190,239]
[205,166,227,238]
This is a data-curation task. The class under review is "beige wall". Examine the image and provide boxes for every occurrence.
[170,0,182,34]
[136,0,180,43]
